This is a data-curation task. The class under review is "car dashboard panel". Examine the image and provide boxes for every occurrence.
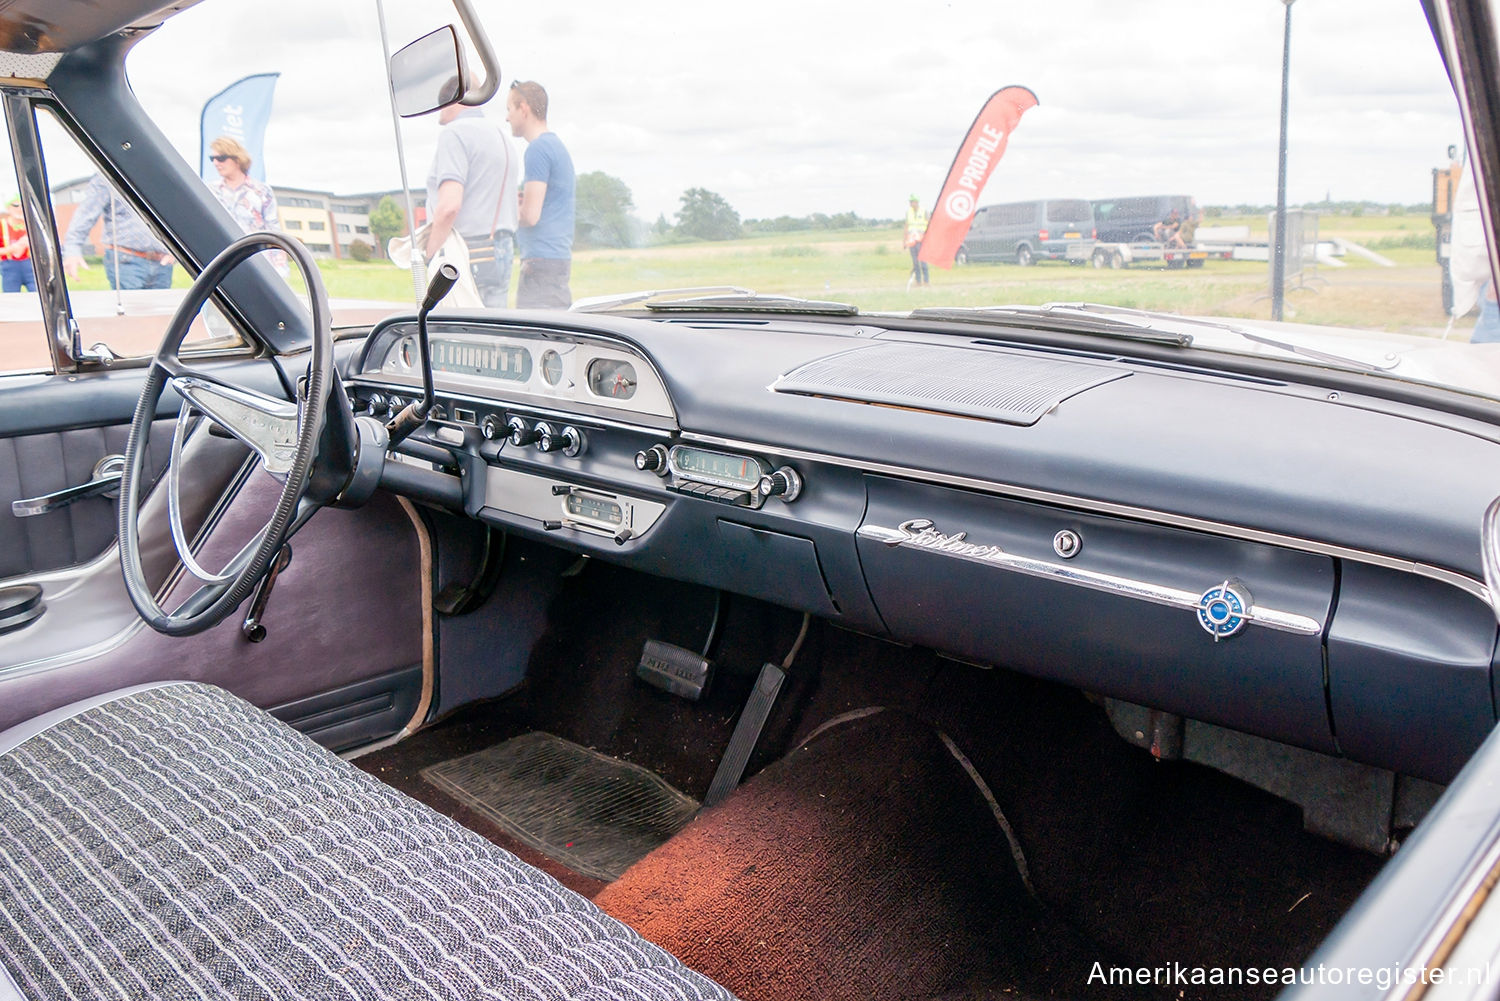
[350,312,1500,785]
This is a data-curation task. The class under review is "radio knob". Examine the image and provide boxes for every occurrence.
[757,466,803,502]
[508,416,542,447]
[635,444,669,474]
[481,414,502,440]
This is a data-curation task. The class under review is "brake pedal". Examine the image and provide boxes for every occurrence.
[636,639,714,701]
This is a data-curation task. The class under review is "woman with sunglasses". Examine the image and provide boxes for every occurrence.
[208,135,287,274]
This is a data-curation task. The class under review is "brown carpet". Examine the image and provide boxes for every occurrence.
[595,709,1116,1001]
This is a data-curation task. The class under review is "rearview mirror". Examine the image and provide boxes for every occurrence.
[390,26,468,118]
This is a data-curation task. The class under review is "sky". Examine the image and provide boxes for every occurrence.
[97,0,1465,223]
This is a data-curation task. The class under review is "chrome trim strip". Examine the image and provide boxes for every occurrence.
[1482,495,1500,622]
[858,520,1322,637]
[1389,824,1500,1001]
[4,91,71,371]
[687,431,1492,604]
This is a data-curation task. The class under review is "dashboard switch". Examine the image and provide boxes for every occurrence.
[757,466,803,503]
[508,416,542,447]
[481,414,503,440]
[636,444,670,475]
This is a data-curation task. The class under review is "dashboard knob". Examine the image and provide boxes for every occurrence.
[508,416,542,447]
[559,426,585,457]
[635,444,669,474]
[366,393,385,416]
[533,422,567,453]
[481,414,502,440]
[757,466,803,502]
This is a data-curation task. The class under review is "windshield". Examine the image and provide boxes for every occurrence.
[122,0,1497,397]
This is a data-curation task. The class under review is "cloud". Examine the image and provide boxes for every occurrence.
[107,0,1461,220]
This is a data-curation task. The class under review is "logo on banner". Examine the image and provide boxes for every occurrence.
[943,190,974,221]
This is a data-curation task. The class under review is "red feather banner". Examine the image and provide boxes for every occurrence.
[918,86,1039,270]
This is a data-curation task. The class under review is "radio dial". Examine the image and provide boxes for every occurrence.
[635,444,669,474]
[757,466,803,503]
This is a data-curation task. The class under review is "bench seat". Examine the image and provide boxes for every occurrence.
[0,682,736,1001]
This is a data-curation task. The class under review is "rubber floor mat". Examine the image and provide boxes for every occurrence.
[421,731,699,881]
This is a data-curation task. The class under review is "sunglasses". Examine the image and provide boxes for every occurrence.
[209,154,233,163]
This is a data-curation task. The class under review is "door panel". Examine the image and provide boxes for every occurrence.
[0,359,286,579]
[0,421,171,578]
[0,478,428,745]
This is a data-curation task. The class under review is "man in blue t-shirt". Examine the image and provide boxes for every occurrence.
[506,81,575,308]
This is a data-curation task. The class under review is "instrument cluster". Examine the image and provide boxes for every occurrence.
[361,322,675,421]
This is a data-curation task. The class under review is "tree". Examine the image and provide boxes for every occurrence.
[368,195,406,254]
[574,171,637,249]
[346,238,373,262]
[675,187,741,241]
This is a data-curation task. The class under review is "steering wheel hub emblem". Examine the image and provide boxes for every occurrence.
[1197,580,1249,640]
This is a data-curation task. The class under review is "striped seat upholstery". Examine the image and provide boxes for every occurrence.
[0,682,737,1001]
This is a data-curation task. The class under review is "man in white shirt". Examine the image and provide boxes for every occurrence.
[424,98,520,308]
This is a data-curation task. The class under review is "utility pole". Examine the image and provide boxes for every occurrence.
[1271,0,1295,321]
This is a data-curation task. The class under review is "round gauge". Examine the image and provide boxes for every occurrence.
[541,349,564,386]
[398,336,417,370]
[587,358,638,400]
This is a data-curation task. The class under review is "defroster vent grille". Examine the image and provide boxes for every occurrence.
[772,341,1126,425]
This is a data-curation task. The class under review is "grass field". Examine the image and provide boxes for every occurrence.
[64,212,1459,337]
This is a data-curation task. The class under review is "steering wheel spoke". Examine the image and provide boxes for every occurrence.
[171,374,300,475]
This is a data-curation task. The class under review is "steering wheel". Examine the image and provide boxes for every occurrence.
[118,232,337,637]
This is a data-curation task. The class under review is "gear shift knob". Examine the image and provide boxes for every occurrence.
[422,263,460,313]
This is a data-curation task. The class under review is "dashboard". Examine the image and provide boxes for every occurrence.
[349,311,1500,787]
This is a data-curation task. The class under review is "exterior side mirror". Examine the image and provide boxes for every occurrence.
[390,26,468,118]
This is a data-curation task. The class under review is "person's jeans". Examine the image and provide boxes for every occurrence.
[469,232,515,308]
[0,259,35,293]
[104,252,173,291]
[909,243,929,284]
[1473,283,1500,344]
[516,257,572,309]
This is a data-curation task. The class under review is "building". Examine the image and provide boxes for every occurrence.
[48,176,426,262]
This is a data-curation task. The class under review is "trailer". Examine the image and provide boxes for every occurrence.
[1090,242,1234,269]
